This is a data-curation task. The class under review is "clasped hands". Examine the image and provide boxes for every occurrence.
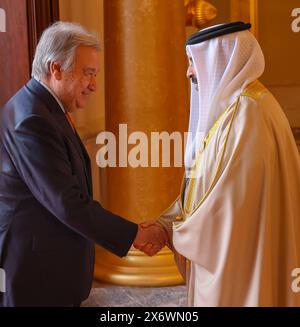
[133,220,169,256]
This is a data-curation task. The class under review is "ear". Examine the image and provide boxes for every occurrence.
[49,61,62,80]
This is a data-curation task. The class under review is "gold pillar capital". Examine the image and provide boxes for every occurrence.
[185,0,217,28]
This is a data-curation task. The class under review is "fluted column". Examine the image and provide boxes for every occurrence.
[94,0,189,286]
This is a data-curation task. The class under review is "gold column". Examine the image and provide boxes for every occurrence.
[230,0,258,37]
[94,0,189,286]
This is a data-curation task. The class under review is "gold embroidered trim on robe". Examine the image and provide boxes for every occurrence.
[171,80,268,281]
[241,80,267,100]
[181,79,268,219]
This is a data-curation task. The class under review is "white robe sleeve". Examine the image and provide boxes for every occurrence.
[158,197,189,280]
[158,197,181,247]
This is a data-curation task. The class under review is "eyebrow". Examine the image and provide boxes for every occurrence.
[84,67,99,73]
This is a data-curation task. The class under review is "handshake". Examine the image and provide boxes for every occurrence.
[133,220,170,256]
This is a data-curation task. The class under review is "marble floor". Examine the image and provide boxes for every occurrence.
[82,283,187,307]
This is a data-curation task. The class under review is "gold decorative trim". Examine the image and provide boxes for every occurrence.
[177,80,267,222]
[179,96,241,220]
[183,97,239,216]
[185,0,217,28]
[241,80,267,100]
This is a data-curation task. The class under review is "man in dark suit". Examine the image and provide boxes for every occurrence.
[0,21,167,306]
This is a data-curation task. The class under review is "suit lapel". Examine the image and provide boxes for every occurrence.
[26,79,93,196]
[74,131,93,196]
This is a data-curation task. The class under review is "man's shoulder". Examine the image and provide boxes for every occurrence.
[239,80,285,123]
[1,81,51,131]
[241,80,268,102]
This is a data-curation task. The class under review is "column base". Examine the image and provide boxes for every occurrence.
[94,246,184,286]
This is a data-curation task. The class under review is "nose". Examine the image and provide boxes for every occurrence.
[186,65,194,79]
[88,75,97,92]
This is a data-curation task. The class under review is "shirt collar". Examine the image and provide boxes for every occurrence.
[34,77,66,114]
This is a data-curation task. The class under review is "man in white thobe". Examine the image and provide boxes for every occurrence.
[141,22,300,307]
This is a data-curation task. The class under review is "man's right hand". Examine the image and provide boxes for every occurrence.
[133,220,169,256]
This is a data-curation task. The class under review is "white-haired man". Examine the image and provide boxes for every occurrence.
[0,22,166,307]
[138,22,300,306]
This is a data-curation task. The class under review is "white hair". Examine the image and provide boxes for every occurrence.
[31,21,100,80]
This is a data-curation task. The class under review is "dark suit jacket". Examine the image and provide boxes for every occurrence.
[0,79,138,306]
